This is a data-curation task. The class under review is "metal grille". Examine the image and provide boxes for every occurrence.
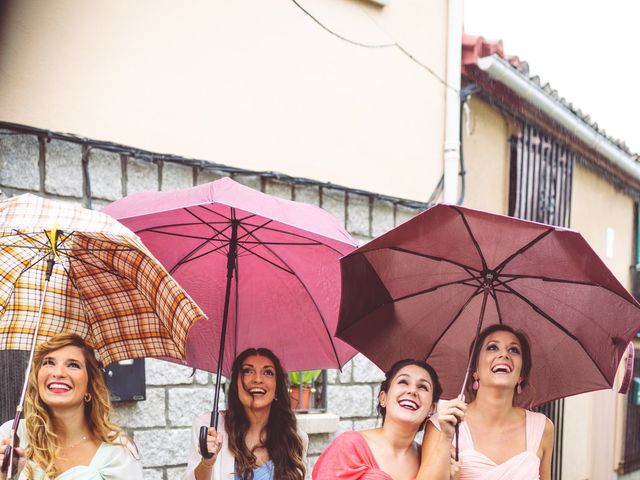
[509,121,575,480]
[0,351,29,423]
[289,369,328,413]
[620,349,640,473]
[509,123,575,227]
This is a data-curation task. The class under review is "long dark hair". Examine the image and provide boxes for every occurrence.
[465,324,532,401]
[376,358,443,432]
[225,347,305,480]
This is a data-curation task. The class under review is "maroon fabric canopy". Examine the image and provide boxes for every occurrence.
[337,204,640,408]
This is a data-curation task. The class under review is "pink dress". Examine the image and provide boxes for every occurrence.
[312,431,393,480]
[430,410,546,480]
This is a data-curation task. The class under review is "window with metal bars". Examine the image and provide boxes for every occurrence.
[619,347,640,474]
[509,120,575,480]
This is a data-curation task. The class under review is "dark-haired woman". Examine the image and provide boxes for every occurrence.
[423,325,554,480]
[312,359,465,480]
[0,333,142,480]
[184,347,307,480]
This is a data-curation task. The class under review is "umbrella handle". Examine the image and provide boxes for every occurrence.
[199,426,214,460]
[455,423,459,461]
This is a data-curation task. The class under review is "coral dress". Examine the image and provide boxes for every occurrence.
[430,410,546,480]
[312,431,394,480]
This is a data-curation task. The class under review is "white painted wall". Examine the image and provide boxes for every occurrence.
[0,0,449,201]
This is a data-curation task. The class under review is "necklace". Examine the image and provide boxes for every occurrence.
[62,435,88,450]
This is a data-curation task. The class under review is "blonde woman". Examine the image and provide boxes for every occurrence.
[0,333,142,480]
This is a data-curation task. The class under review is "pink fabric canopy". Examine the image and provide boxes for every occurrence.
[103,177,357,375]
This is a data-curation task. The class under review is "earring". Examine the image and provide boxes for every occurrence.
[84,393,92,402]
[516,383,522,395]
[472,378,479,391]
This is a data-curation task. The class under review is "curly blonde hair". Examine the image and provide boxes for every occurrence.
[23,333,128,479]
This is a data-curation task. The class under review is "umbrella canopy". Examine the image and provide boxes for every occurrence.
[337,203,640,408]
[0,193,205,364]
[0,193,206,474]
[102,177,357,374]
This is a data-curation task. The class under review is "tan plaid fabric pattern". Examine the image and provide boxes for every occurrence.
[0,194,205,366]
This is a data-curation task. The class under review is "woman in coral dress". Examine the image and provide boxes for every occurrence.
[313,359,465,480]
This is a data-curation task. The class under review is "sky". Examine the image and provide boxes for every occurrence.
[464,0,640,155]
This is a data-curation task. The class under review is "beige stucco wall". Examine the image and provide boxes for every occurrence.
[0,0,448,201]
[564,163,635,479]
[459,96,513,214]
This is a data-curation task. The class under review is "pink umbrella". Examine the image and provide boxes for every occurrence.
[102,178,357,450]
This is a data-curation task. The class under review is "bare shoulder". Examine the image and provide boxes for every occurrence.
[543,417,554,443]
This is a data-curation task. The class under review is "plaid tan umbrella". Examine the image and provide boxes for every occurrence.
[0,193,205,363]
[0,193,206,475]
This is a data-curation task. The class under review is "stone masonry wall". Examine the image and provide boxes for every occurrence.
[0,128,424,479]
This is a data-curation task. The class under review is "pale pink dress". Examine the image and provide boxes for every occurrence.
[430,410,546,480]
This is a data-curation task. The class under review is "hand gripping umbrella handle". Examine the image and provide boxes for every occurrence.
[199,426,214,460]
[199,409,220,460]
[455,423,459,461]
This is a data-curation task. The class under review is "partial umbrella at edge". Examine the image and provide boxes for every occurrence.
[337,203,640,408]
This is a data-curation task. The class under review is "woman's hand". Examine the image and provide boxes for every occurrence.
[198,428,223,468]
[449,446,461,480]
[0,437,26,480]
[437,398,467,440]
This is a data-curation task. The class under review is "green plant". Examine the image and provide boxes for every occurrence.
[288,369,321,386]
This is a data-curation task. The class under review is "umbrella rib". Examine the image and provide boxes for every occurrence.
[0,251,50,318]
[235,243,295,275]
[451,206,488,272]
[183,207,233,241]
[490,289,505,325]
[422,286,484,359]
[247,236,343,367]
[494,228,555,273]
[498,273,640,305]
[389,247,481,273]
[239,224,346,255]
[133,228,225,242]
[235,219,325,248]
[57,251,131,283]
[197,204,257,224]
[502,283,612,386]
[169,241,231,275]
[390,278,478,304]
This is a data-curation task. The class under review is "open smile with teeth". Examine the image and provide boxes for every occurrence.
[491,364,512,374]
[47,382,72,393]
[398,399,419,411]
[248,387,267,396]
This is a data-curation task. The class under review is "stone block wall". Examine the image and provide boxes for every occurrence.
[0,127,424,479]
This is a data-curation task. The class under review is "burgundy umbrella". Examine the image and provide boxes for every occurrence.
[337,204,640,410]
[102,178,357,454]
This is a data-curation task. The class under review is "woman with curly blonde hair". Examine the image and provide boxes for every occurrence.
[0,333,143,479]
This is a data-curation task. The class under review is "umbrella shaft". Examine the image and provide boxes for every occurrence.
[211,221,239,428]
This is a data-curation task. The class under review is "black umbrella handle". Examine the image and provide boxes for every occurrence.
[199,426,214,460]
[199,409,221,460]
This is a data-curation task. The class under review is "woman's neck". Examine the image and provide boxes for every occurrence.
[378,418,419,454]
[469,387,518,424]
[51,407,90,443]
[245,406,271,434]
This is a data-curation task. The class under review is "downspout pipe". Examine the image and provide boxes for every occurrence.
[443,0,463,204]
[477,54,640,183]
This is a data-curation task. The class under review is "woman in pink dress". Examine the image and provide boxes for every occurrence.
[423,325,554,480]
[312,359,465,480]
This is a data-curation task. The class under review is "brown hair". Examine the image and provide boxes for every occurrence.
[23,333,130,479]
[464,324,532,402]
[225,347,305,480]
[376,358,442,431]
